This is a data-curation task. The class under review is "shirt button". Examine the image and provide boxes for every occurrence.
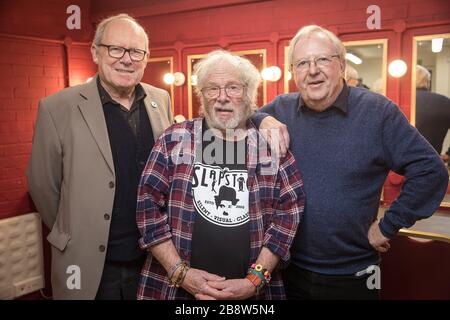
[109,181,115,188]
[104,214,110,220]
[99,245,105,252]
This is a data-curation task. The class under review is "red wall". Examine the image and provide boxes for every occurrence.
[0,0,449,299]
[0,0,96,221]
[0,0,93,42]
[0,1,97,299]
[0,38,62,220]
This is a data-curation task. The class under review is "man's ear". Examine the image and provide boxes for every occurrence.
[340,59,346,78]
[91,44,99,64]
[142,52,150,66]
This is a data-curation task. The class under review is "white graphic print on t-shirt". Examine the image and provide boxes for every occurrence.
[192,163,249,227]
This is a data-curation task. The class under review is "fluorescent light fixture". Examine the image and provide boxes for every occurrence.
[345,53,362,65]
[432,38,443,53]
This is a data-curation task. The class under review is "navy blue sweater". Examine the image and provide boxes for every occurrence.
[253,86,448,275]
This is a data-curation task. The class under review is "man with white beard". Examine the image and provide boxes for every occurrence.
[135,50,305,300]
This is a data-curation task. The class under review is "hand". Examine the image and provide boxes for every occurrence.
[259,116,290,158]
[181,268,232,300]
[440,154,449,163]
[196,278,256,300]
[367,220,391,253]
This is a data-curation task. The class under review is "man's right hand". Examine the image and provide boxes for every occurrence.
[367,220,391,253]
[181,268,233,300]
[259,116,290,157]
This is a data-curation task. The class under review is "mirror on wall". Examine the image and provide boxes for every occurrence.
[188,50,267,119]
[412,34,450,207]
[343,40,387,95]
[284,39,387,95]
[142,56,174,111]
[284,39,388,205]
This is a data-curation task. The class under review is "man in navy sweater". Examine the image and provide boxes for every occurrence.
[252,25,448,299]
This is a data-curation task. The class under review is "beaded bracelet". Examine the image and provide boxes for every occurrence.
[246,263,271,295]
[246,272,264,295]
[250,263,271,283]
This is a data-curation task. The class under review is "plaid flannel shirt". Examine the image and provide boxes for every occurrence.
[136,118,305,300]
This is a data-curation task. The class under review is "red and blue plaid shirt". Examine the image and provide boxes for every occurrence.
[136,119,305,300]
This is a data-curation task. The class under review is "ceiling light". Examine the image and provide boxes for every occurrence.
[432,38,443,53]
[345,53,362,65]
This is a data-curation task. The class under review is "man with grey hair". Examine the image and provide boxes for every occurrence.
[345,65,360,87]
[253,25,448,299]
[136,50,305,300]
[415,64,450,157]
[27,14,173,299]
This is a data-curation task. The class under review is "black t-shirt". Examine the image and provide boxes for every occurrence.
[190,120,250,279]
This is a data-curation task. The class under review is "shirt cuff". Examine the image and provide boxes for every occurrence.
[379,215,400,239]
[263,231,291,263]
[138,225,172,250]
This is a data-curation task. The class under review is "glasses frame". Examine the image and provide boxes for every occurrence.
[98,44,147,62]
[291,54,340,73]
[200,84,246,100]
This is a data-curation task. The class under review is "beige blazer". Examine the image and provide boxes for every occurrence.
[26,76,173,299]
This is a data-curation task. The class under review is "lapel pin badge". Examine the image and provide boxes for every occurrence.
[151,101,158,108]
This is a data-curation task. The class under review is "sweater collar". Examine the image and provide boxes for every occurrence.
[298,81,349,114]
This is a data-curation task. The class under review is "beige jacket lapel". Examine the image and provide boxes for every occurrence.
[77,76,115,175]
[142,84,171,139]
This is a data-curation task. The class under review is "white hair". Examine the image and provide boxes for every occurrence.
[288,25,346,70]
[193,50,261,112]
[416,65,431,90]
[345,65,359,81]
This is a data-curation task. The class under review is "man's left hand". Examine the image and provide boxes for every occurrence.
[195,278,256,300]
[368,220,391,253]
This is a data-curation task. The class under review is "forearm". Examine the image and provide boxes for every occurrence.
[254,246,280,273]
[149,239,182,273]
[381,103,449,237]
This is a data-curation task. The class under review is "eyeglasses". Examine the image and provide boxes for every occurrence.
[201,84,246,99]
[291,54,340,72]
[98,44,147,62]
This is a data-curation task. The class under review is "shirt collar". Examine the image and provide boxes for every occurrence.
[96,77,146,106]
[298,81,349,114]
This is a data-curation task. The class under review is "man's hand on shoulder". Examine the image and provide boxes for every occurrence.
[259,116,290,158]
